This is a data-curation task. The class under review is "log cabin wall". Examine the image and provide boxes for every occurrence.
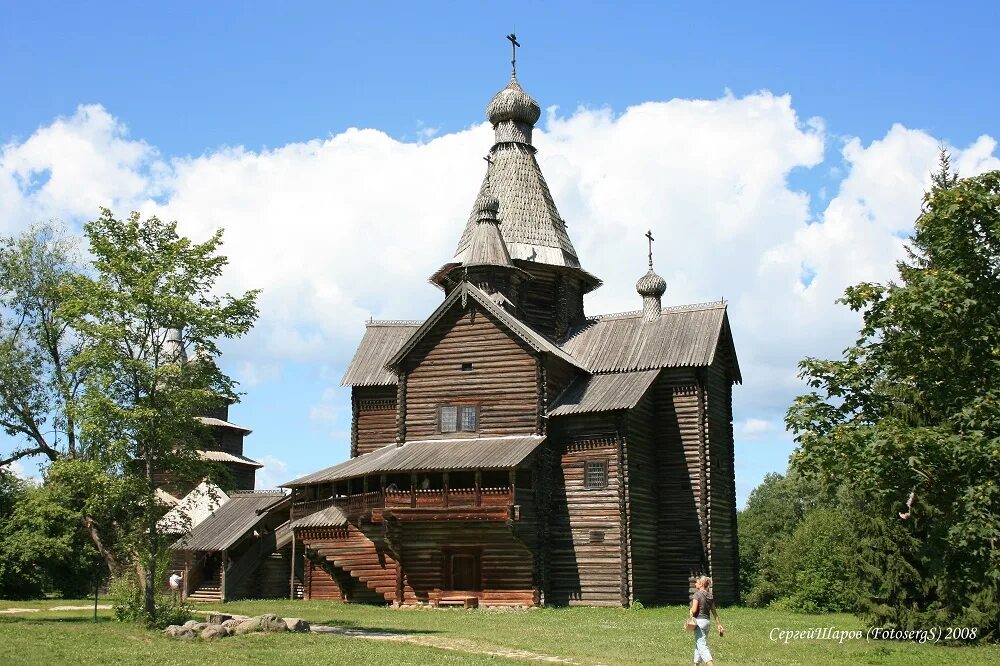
[514,263,586,339]
[352,386,397,457]
[547,413,624,606]
[544,356,582,414]
[624,391,659,605]
[299,524,398,603]
[403,306,539,440]
[705,355,739,604]
[396,522,536,606]
[654,368,707,602]
[215,429,245,455]
[303,558,344,601]
[222,463,257,491]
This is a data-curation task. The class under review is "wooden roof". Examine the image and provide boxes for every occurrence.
[169,491,287,552]
[282,435,545,487]
[562,302,741,382]
[197,449,263,468]
[196,416,252,434]
[341,321,419,386]
[290,505,348,529]
[549,369,661,416]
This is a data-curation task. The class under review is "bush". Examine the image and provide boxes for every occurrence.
[109,572,192,628]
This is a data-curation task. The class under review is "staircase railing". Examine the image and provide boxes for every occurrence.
[223,532,276,600]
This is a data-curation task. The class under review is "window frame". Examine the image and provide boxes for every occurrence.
[437,404,480,434]
[583,459,608,490]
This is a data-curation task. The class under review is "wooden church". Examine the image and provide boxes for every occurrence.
[284,48,741,608]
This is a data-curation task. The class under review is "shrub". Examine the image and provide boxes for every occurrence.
[109,572,192,628]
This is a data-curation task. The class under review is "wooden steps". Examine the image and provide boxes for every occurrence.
[187,584,221,602]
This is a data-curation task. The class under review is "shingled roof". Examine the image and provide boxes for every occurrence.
[341,321,419,386]
[170,491,288,552]
[283,435,545,487]
[549,369,661,416]
[562,302,741,382]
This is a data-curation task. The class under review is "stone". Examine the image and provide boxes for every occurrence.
[182,620,198,629]
[259,614,288,633]
[164,625,196,639]
[206,613,232,625]
[234,617,264,635]
[200,624,229,640]
[284,617,310,632]
[221,618,242,630]
[191,622,208,632]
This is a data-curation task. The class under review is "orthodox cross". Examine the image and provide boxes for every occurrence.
[507,33,520,76]
[645,229,655,268]
[483,154,493,167]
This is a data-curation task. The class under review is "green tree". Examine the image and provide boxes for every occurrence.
[0,223,83,465]
[786,160,1000,638]
[62,209,258,622]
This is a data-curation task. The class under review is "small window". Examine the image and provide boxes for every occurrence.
[589,530,605,544]
[439,406,458,433]
[584,460,608,489]
[439,405,478,433]
[461,362,473,371]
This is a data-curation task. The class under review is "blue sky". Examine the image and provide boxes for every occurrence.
[2,1,999,505]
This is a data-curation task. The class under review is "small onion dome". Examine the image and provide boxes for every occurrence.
[487,76,541,126]
[475,193,500,219]
[636,268,667,298]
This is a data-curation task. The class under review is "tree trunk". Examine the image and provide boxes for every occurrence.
[84,516,119,577]
[144,455,158,622]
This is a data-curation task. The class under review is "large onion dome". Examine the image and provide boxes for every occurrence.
[487,76,541,126]
[635,268,667,298]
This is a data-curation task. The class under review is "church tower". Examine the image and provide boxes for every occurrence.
[431,46,601,339]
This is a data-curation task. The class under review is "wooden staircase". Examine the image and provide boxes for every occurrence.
[309,525,398,603]
[187,583,222,602]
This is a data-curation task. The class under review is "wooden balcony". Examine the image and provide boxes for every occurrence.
[292,487,527,523]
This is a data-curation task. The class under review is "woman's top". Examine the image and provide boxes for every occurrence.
[693,590,713,620]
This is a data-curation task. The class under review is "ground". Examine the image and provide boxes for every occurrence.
[1,598,995,665]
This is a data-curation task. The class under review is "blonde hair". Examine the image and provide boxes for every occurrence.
[695,576,713,590]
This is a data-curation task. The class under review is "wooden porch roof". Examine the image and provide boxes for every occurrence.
[282,435,545,487]
[169,490,287,552]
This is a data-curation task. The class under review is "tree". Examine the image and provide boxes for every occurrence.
[62,209,258,622]
[786,162,1000,638]
[0,223,83,466]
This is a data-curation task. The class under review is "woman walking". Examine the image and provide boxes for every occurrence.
[689,576,724,665]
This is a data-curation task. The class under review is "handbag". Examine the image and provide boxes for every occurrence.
[683,617,697,631]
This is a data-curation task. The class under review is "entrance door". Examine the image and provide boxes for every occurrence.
[450,553,480,591]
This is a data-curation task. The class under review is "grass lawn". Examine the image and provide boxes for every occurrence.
[2,598,996,665]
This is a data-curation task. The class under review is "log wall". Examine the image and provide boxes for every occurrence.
[655,369,707,603]
[548,413,624,606]
[706,355,739,604]
[353,386,397,457]
[396,521,536,607]
[624,392,658,605]
[403,306,539,439]
[513,263,586,340]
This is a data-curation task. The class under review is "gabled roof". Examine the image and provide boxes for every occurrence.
[282,435,545,487]
[549,369,661,417]
[386,282,585,372]
[169,490,288,552]
[561,302,741,382]
[341,321,420,386]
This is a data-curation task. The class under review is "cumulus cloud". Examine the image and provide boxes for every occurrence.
[255,455,290,491]
[2,95,998,497]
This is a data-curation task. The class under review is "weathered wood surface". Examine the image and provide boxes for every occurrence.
[706,352,739,604]
[403,307,539,439]
[353,386,397,457]
[546,415,624,606]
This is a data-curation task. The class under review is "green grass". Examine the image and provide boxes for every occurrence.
[1,599,996,665]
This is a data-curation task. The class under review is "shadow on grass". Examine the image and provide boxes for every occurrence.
[0,616,114,624]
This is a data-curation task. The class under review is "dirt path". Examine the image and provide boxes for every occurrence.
[309,624,580,664]
[0,605,111,614]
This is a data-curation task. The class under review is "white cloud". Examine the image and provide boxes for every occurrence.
[2,96,998,489]
[737,418,774,439]
[255,455,289,490]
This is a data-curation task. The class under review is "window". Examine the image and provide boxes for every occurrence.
[584,460,608,489]
[439,405,478,433]
[589,530,605,544]
[461,362,473,371]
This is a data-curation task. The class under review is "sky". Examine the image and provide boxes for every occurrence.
[2,1,999,506]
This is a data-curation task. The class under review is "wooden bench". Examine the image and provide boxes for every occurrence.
[432,596,479,609]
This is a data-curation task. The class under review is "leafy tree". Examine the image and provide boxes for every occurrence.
[0,223,83,465]
[786,160,1000,638]
[61,208,258,623]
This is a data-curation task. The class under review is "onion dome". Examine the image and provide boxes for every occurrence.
[487,76,541,126]
[636,268,666,298]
